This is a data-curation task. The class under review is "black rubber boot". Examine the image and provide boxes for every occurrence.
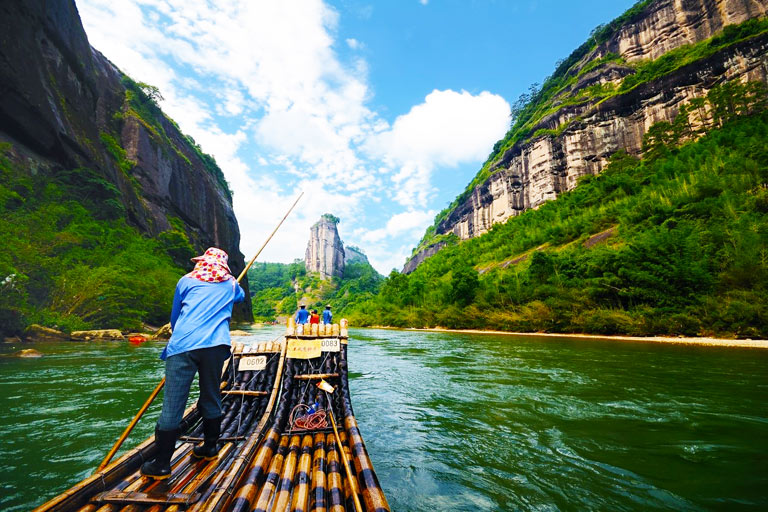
[192,416,222,460]
[140,426,179,479]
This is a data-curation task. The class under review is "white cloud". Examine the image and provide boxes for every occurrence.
[367,89,510,167]
[345,38,362,50]
[361,210,435,243]
[365,243,414,275]
[365,89,510,207]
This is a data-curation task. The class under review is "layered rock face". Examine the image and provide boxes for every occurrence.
[0,0,251,319]
[407,0,768,270]
[402,242,448,274]
[344,246,370,265]
[603,0,767,63]
[305,217,346,279]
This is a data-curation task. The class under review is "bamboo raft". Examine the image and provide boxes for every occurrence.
[35,325,390,512]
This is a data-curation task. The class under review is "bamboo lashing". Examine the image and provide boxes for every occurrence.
[294,373,339,380]
[95,192,303,473]
[222,390,269,396]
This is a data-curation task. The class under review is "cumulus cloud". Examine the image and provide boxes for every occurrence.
[365,89,510,207]
[361,210,436,244]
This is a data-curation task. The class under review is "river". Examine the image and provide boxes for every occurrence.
[1,327,766,511]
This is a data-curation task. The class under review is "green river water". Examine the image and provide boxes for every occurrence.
[1,326,766,511]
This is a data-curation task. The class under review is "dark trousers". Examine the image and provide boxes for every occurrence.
[156,345,231,430]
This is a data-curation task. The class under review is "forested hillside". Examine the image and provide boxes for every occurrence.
[410,9,768,264]
[247,260,382,321]
[347,82,768,338]
[0,143,181,334]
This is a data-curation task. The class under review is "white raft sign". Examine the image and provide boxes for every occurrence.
[238,355,267,372]
[320,338,340,352]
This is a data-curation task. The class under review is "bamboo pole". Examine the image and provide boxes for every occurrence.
[325,434,345,512]
[293,373,339,380]
[272,435,301,511]
[94,192,303,473]
[221,390,269,396]
[325,392,363,512]
[96,378,165,471]
[235,191,304,282]
[309,433,327,512]
[290,435,314,511]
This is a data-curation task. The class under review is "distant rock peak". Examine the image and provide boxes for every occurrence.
[305,215,345,279]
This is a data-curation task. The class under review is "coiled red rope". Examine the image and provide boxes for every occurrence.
[289,404,328,431]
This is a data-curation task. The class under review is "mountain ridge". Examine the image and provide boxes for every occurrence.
[406,0,768,272]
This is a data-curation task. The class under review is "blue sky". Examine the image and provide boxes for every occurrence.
[76,0,638,273]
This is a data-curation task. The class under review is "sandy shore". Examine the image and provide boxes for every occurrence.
[367,326,768,349]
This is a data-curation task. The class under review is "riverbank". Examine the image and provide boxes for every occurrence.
[367,326,768,349]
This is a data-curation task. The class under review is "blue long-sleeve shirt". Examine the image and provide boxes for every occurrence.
[295,308,310,324]
[162,276,245,360]
[322,310,332,324]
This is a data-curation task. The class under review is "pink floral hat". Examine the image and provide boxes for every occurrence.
[185,247,233,283]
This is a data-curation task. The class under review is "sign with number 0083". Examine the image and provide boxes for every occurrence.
[321,338,340,352]
[238,355,267,372]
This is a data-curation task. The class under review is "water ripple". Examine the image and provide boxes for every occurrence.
[2,327,767,511]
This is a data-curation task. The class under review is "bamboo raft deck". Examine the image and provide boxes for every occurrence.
[35,330,390,512]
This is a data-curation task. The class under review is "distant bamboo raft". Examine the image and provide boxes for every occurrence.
[35,323,390,512]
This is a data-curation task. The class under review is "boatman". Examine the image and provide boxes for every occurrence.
[322,304,332,325]
[141,247,245,480]
[295,304,310,324]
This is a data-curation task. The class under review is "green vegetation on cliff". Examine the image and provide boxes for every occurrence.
[120,76,233,200]
[247,259,382,322]
[0,145,183,336]
[414,15,768,256]
[347,84,768,338]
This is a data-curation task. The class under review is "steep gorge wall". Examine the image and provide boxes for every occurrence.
[407,0,768,270]
[602,0,767,62]
[0,0,252,318]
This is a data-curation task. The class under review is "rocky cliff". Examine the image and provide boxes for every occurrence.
[0,0,252,319]
[406,0,768,272]
[344,245,370,265]
[305,215,345,279]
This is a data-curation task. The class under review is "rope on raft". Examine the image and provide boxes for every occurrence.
[288,403,328,431]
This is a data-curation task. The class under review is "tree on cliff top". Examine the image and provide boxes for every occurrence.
[321,213,340,224]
